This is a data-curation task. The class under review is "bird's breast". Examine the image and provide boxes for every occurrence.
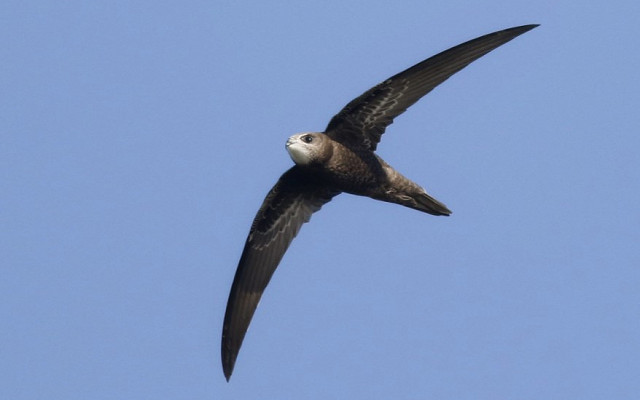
[322,143,385,193]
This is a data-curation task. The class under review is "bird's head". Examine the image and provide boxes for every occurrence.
[285,132,332,166]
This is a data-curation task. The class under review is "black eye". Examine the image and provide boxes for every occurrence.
[302,135,313,143]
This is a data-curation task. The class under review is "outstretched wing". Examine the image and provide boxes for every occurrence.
[325,24,538,151]
[222,166,339,381]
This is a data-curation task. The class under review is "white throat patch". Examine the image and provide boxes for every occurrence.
[286,141,314,165]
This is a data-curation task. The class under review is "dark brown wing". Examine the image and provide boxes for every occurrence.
[222,166,339,381]
[325,24,538,151]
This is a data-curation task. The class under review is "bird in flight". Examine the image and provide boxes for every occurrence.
[221,24,538,380]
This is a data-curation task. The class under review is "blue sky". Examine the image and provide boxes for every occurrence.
[2,1,639,399]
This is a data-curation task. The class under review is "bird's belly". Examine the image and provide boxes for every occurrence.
[325,167,385,196]
[322,145,387,193]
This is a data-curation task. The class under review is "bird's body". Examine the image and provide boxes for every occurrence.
[286,132,451,215]
[222,24,538,380]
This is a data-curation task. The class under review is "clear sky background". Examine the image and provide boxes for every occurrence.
[2,1,639,399]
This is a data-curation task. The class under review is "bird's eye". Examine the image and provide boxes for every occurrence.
[302,135,313,144]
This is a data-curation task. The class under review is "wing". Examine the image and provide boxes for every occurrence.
[325,24,538,151]
[222,166,339,381]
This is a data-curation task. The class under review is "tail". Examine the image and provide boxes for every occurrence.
[371,187,452,216]
[374,157,452,216]
[413,191,452,216]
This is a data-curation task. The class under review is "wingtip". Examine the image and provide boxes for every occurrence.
[497,24,539,37]
[489,24,539,48]
[222,341,235,382]
[222,355,235,382]
[223,362,233,382]
[515,24,540,32]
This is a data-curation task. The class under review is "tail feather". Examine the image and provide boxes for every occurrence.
[413,192,451,216]
[373,187,452,216]
[374,158,452,216]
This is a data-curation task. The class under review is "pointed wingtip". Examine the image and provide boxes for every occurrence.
[222,353,235,382]
[515,24,540,32]
[222,339,235,382]
[223,362,233,381]
[495,24,539,41]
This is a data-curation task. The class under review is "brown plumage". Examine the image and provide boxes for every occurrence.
[222,24,538,380]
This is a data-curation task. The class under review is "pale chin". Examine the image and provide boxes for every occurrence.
[287,143,313,165]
